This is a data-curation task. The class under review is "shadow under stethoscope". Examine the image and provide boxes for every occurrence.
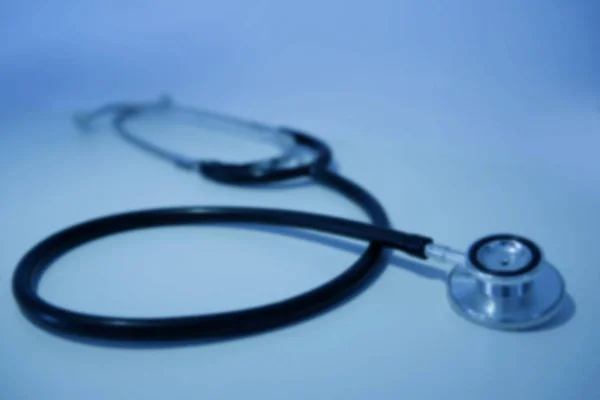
[33,223,575,349]
[527,293,576,332]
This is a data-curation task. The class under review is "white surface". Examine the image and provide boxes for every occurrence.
[1,1,599,399]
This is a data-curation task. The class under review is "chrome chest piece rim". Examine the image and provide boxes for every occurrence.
[447,234,566,330]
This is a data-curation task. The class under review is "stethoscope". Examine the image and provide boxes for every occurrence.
[12,96,567,342]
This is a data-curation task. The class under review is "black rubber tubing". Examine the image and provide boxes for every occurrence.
[198,127,333,184]
[12,168,432,342]
[14,105,432,342]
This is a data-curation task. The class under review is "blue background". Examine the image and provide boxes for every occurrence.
[1,1,599,398]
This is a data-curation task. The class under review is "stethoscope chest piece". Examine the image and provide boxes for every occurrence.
[447,234,565,330]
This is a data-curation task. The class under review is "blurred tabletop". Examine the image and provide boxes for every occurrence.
[1,1,599,399]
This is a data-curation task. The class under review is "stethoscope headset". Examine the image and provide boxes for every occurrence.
[12,95,567,343]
